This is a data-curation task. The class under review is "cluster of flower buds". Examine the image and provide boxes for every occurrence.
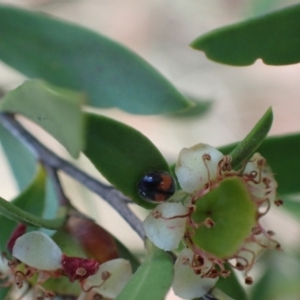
[2,223,132,299]
[143,143,282,299]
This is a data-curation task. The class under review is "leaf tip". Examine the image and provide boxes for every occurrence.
[189,39,201,50]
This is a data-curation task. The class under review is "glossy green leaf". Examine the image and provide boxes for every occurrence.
[215,266,248,300]
[219,133,300,195]
[0,80,85,158]
[0,121,35,190]
[229,107,273,168]
[84,113,170,209]
[0,5,190,115]
[115,244,173,300]
[0,165,46,253]
[191,4,300,66]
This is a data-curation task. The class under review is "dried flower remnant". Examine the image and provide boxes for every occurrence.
[61,255,99,283]
[143,143,281,299]
[2,226,132,299]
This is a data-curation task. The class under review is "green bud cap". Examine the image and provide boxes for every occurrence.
[191,177,257,259]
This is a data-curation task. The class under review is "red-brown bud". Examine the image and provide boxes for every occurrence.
[66,215,119,264]
[7,223,26,254]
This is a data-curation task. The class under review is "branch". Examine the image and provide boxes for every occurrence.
[0,113,145,240]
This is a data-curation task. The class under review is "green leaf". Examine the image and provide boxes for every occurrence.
[43,177,59,228]
[0,5,190,115]
[12,165,46,216]
[280,197,300,221]
[0,165,66,230]
[209,288,235,300]
[169,96,212,118]
[0,121,35,190]
[191,4,300,66]
[0,114,58,224]
[0,195,66,229]
[250,252,300,300]
[250,266,275,300]
[114,238,140,273]
[0,80,85,158]
[0,165,46,252]
[220,133,300,195]
[51,229,87,258]
[83,113,170,209]
[215,265,248,300]
[0,288,10,299]
[115,244,173,300]
[0,198,66,229]
[170,163,180,190]
[229,107,273,169]
[42,276,81,297]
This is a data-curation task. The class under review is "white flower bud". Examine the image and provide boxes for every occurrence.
[85,258,132,298]
[173,248,218,299]
[12,231,62,271]
[143,202,188,251]
[243,153,278,203]
[236,232,279,273]
[176,143,224,194]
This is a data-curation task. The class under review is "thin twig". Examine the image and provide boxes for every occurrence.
[0,113,145,240]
